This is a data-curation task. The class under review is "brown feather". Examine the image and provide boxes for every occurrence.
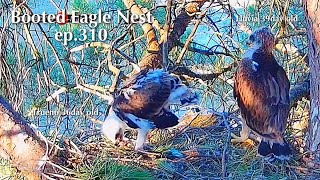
[234,55,290,143]
[113,70,173,120]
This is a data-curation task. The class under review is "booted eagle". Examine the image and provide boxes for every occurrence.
[102,69,198,150]
[232,27,291,159]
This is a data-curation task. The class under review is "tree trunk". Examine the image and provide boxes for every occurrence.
[0,96,49,179]
[122,0,206,70]
[304,0,320,162]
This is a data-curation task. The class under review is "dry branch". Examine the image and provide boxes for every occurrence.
[177,41,234,57]
[166,0,206,51]
[221,113,231,178]
[69,41,122,94]
[122,0,159,53]
[73,84,113,103]
[22,4,68,82]
[176,1,214,64]
[172,63,236,80]
[121,0,162,70]
[46,87,67,102]
[161,0,172,68]
[132,0,207,70]
[69,42,111,53]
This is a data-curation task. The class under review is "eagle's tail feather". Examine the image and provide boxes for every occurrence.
[258,140,291,160]
[271,140,292,160]
[257,140,272,157]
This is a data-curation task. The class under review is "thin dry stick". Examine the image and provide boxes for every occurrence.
[221,112,231,178]
[22,22,39,60]
[122,0,159,52]
[176,19,201,64]
[48,115,64,155]
[70,42,111,53]
[114,48,136,63]
[106,49,122,93]
[75,84,113,103]
[48,0,60,11]
[46,87,67,102]
[175,1,214,64]
[118,35,144,50]
[163,112,202,143]
[22,4,68,82]
[162,0,172,68]
[69,41,122,93]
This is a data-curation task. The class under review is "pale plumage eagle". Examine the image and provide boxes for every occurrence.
[102,69,198,150]
[232,27,291,159]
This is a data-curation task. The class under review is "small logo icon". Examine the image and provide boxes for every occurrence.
[56,11,69,25]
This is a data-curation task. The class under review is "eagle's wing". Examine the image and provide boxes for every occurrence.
[234,58,290,140]
[113,70,172,120]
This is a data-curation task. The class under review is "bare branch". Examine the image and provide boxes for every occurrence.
[177,41,234,57]
[122,0,159,52]
[75,84,113,104]
[172,63,236,80]
[166,0,206,51]
[161,0,172,68]
[176,1,214,64]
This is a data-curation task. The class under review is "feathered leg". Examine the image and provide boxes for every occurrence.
[102,119,121,144]
[135,128,149,151]
[102,108,129,145]
[231,121,255,147]
[231,120,250,143]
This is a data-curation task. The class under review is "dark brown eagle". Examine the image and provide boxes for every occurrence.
[233,27,291,159]
[102,69,198,150]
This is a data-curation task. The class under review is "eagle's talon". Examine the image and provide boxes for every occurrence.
[231,133,255,147]
[231,132,241,140]
[231,133,247,142]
